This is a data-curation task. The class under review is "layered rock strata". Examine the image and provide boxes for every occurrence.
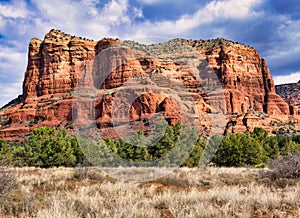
[0,29,298,141]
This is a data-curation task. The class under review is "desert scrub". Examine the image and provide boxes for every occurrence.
[264,153,300,180]
[1,167,300,217]
[0,166,16,196]
[0,157,17,197]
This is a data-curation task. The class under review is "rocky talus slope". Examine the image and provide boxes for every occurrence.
[276,81,300,115]
[0,29,298,141]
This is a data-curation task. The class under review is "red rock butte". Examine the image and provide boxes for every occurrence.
[0,29,299,141]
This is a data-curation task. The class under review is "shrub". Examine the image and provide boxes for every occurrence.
[0,140,13,165]
[252,127,268,140]
[264,153,300,179]
[292,135,300,144]
[183,137,206,167]
[23,127,78,167]
[0,160,16,196]
[276,135,300,155]
[261,136,280,161]
[213,133,263,167]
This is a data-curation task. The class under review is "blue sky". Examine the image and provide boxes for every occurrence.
[0,0,300,107]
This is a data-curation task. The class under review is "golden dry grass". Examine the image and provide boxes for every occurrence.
[0,167,299,218]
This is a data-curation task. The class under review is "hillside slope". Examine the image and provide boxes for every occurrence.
[276,81,300,115]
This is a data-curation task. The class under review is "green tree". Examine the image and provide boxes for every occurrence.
[183,137,206,167]
[214,133,263,167]
[292,135,300,144]
[252,127,268,140]
[261,136,280,161]
[213,134,241,167]
[168,124,198,167]
[200,134,223,166]
[24,127,77,167]
[238,133,263,165]
[149,121,176,160]
[0,139,13,165]
[277,134,300,155]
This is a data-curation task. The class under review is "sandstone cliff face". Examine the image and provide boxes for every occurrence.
[197,41,294,133]
[23,30,97,98]
[0,30,298,141]
[1,29,98,140]
[201,43,290,116]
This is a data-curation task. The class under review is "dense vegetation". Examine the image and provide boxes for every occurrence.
[0,122,300,168]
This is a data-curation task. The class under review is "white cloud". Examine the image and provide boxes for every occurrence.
[138,0,186,5]
[0,82,22,107]
[277,17,300,43]
[264,16,300,73]
[0,16,5,29]
[26,0,130,39]
[1,0,263,43]
[132,7,143,18]
[273,72,300,85]
[127,0,263,37]
[102,0,129,23]
[138,0,160,5]
[0,46,27,77]
[266,45,300,69]
[31,0,76,22]
[0,0,29,18]
[0,45,27,107]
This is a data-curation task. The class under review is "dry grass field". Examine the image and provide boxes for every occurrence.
[0,167,299,218]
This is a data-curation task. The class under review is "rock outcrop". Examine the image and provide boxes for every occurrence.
[0,29,299,141]
[276,81,300,115]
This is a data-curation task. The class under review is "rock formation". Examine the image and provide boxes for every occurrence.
[276,81,300,116]
[0,29,299,141]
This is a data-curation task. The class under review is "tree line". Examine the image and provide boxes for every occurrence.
[0,121,300,168]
